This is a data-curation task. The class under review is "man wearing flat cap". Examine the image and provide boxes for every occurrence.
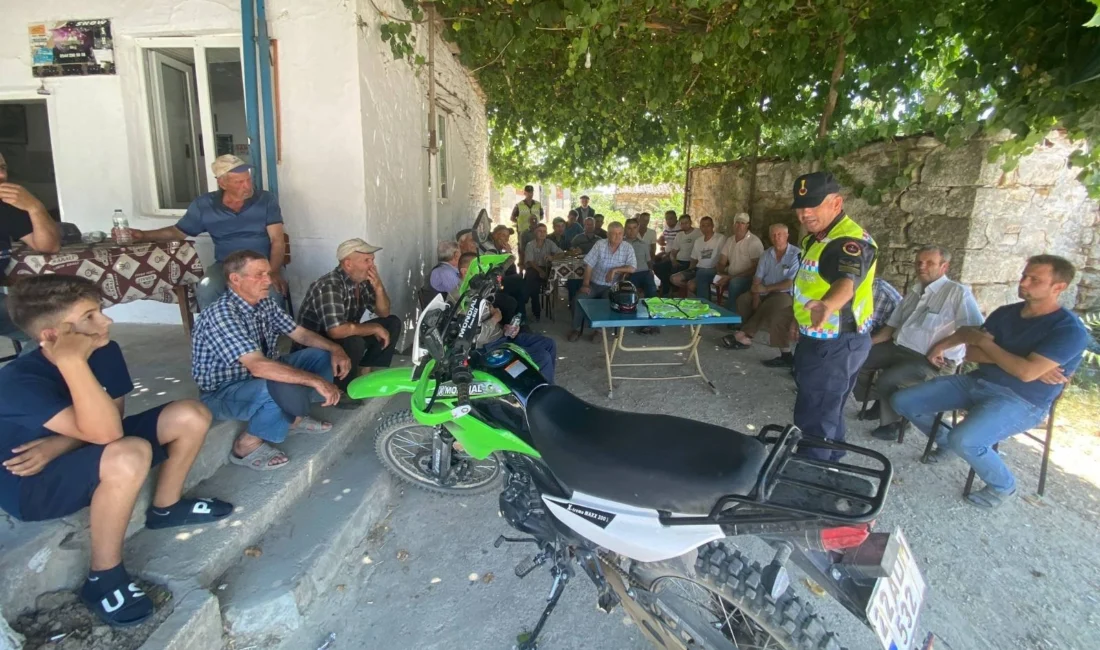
[297,238,403,388]
[790,171,878,461]
[129,154,288,310]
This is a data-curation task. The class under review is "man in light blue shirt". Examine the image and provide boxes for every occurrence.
[429,240,462,295]
[130,154,287,310]
[723,223,801,368]
[569,222,636,341]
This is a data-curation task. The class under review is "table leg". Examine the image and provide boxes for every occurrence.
[174,285,195,339]
[687,325,719,394]
[600,328,615,399]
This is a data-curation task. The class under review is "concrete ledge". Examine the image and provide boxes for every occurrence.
[218,434,395,639]
[137,589,221,650]
[0,419,243,618]
[124,397,389,594]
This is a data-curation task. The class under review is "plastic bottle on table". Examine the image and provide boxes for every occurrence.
[111,209,132,245]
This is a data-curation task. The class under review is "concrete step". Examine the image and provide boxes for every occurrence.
[217,431,396,643]
[0,418,243,618]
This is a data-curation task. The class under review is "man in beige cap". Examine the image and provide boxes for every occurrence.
[713,212,764,308]
[296,238,402,389]
[129,154,288,310]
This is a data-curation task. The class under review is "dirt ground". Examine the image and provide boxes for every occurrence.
[12,582,172,650]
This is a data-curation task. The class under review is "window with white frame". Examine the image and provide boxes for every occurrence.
[136,36,248,215]
[437,112,450,200]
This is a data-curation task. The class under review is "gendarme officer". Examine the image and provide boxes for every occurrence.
[790,172,877,460]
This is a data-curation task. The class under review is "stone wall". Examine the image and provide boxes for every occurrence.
[687,133,1100,313]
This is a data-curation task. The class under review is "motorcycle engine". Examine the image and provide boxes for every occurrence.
[498,456,556,541]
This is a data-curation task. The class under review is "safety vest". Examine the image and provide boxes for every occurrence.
[792,214,877,339]
[515,200,542,232]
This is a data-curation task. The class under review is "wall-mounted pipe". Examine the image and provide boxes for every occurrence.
[241,0,263,189]
[427,6,439,250]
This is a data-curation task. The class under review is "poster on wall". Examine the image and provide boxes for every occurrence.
[29,19,116,77]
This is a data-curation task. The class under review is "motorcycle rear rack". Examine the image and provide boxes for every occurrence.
[657,424,892,528]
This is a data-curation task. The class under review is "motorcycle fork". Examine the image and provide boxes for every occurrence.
[430,427,454,484]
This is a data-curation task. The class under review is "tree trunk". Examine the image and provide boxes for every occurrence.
[817,35,847,140]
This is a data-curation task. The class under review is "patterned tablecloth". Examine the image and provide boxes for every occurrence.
[550,255,585,300]
[5,240,204,306]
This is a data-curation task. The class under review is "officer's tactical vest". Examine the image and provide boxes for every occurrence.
[515,201,542,232]
[792,215,876,339]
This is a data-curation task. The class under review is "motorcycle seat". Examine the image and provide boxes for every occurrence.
[526,386,769,515]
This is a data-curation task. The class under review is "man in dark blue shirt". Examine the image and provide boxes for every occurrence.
[892,255,1089,509]
[0,276,232,626]
[128,154,287,310]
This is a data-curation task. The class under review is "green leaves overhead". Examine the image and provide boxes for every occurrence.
[381,0,1100,192]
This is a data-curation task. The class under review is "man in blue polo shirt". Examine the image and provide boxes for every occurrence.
[129,154,287,310]
[892,255,1089,509]
[0,275,232,626]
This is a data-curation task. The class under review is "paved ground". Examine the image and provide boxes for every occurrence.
[281,315,1100,650]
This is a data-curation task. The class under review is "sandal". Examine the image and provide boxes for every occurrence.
[229,442,289,471]
[966,485,1016,509]
[290,416,332,434]
[721,334,749,350]
[80,565,154,628]
[145,497,234,529]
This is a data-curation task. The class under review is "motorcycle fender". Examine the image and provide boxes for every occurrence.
[346,367,417,399]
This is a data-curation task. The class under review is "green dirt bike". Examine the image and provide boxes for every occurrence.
[347,212,928,650]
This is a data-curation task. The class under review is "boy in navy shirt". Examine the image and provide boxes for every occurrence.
[892,255,1089,508]
[0,276,231,626]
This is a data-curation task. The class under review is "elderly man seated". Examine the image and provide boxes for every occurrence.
[722,223,800,367]
[570,216,601,255]
[192,250,351,471]
[458,253,557,381]
[568,222,636,342]
[713,213,764,307]
[892,255,1089,509]
[430,240,462,295]
[670,216,725,299]
[298,239,404,389]
[130,155,288,310]
[0,276,231,627]
[855,246,984,440]
[872,277,903,333]
[523,223,562,322]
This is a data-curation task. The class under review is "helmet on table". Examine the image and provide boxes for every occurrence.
[608,280,639,313]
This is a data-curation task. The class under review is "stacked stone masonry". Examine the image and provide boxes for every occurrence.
[687,132,1100,314]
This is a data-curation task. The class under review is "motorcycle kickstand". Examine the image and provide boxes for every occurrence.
[516,568,569,650]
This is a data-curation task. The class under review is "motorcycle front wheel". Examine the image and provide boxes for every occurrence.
[374,409,503,495]
[621,542,847,650]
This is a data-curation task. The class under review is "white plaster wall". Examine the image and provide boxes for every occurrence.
[0,0,489,330]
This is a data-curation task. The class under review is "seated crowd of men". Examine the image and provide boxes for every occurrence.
[0,157,1090,628]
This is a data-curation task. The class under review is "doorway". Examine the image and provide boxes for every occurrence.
[0,100,59,218]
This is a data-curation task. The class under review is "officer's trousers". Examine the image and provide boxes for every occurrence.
[792,332,872,461]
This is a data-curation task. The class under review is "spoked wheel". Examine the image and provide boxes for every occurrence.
[374,409,502,495]
[625,543,846,650]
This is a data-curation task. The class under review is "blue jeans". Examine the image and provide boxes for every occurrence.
[198,262,287,311]
[723,276,752,310]
[200,348,333,444]
[695,268,718,300]
[486,332,557,383]
[891,374,1047,494]
[629,270,658,298]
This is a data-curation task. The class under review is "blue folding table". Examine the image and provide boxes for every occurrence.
[577,298,742,398]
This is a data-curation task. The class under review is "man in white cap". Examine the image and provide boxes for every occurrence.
[713,212,764,308]
[129,154,287,310]
[0,152,60,354]
[297,238,402,387]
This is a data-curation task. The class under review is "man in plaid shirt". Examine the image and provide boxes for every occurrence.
[191,250,351,471]
[568,222,636,342]
[871,277,903,334]
[297,239,403,389]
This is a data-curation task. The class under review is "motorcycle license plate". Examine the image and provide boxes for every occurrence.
[866,529,925,650]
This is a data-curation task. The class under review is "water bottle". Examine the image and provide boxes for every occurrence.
[112,209,132,245]
[505,313,522,338]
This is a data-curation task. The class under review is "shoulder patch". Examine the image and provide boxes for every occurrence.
[842,241,862,256]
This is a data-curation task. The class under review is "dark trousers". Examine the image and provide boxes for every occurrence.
[629,270,659,297]
[502,274,528,320]
[653,258,686,296]
[523,270,547,319]
[854,341,946,425]
[493,293,519,324]
[793,332,872,461]
[336,315,403,389]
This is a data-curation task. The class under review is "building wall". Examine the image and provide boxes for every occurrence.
[687,133,1100,313]
[0,0,489,332]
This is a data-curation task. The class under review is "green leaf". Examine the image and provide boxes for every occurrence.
[691,51,704,64]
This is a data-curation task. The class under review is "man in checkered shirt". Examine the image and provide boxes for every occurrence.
[297,239,403,388]
[568,222,636,342]
[191,250,351,471]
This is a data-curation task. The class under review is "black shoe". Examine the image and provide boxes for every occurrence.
[857,401,882,421]
[761,353,794,368]
[871,423,901,441]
